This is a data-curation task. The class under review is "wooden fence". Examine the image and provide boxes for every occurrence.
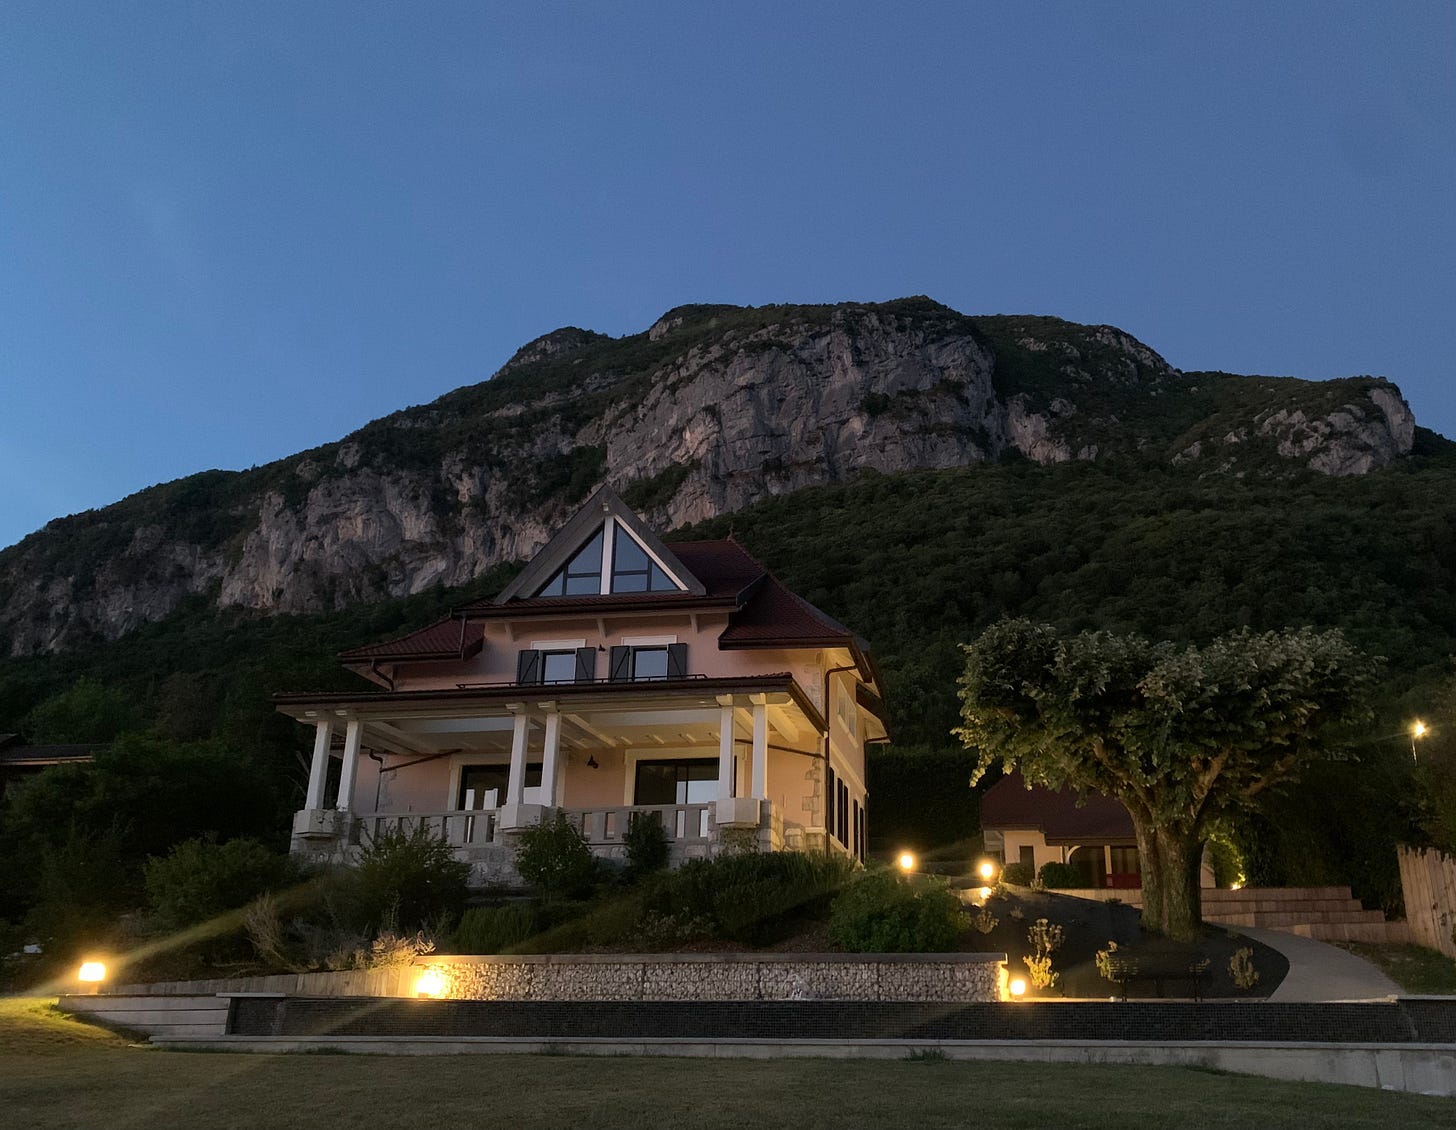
[1396,845,1456,958]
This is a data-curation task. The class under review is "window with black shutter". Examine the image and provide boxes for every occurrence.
[516,649,542,686]
[826,765,838,842]
[575,647,597,683]
[608,645,631,682]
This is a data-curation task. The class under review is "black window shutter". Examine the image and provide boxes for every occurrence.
[516,649,542,686]
[575,647,597,683]
[608,645,631,682]
[666,643,688,679]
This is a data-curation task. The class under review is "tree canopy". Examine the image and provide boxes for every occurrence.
[956,620,1377,938]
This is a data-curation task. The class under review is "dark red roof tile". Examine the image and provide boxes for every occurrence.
[980,770,1135,843]
[339,617,485,661]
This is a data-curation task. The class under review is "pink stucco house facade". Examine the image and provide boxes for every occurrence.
[277,487,887,884]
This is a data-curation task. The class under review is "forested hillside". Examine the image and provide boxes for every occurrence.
[4,437,1455,914]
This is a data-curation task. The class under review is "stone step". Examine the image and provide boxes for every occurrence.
[1205,909,1388,928]
[1202,897,1365,915]
[1202,886,1353,902]
[1288,921,1416,945]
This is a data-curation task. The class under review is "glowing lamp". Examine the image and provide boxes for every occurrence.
[978,861,996,882]
[1414,721,1428,739]
[1008,977,1027,998]
[897,851,916,873]
[78,961,106,992]
[413,969,448,1000]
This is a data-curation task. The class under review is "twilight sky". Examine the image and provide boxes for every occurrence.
[2,2,1452,551]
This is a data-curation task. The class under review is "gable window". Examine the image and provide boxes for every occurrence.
[611,528,678,593]
[608,643,688,682]
[536,529,604,597]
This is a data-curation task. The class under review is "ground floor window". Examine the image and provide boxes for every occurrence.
[633,758,716,805]
[457,762,542,809]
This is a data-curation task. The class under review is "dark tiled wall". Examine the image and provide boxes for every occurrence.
[230,997,1447,1044]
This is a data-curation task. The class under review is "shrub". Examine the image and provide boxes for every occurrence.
[453,903,547,953]
[972,906,999,934]
[514,814,599,899]
[641,851,855,946]
[144,837,299,929]
[623,812,670,881]
[828,870,967,953]
[1036,862,1082,889]
[1229,946,1260,989]
[1000,862,1034,886]
[348,825,470,933]
[1023,918,1064,991]
[23,826,135,948]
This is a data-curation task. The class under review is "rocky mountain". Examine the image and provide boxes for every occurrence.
[0,297,1418,656]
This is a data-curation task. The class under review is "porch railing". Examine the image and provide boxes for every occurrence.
[358,802,717,850]
[360,810,501,849]
[562,803,713,845]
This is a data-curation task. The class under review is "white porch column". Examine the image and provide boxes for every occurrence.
[304,719,335,810]
[750,697,768,800]
[505,710,530,805]
[539,707,562,805]
[717,701,736,801]
[335,719,363,812]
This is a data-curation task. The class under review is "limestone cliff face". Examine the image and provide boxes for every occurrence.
[0,298,1420,655]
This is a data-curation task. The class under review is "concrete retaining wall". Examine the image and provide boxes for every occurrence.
[57,993,230,1039]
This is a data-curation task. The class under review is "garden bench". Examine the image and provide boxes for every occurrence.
[1104,954,1210,1001]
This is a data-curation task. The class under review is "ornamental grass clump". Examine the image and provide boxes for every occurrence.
[1023,917,1064,991]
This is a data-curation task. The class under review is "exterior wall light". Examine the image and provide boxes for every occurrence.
[897,851,916,873]
[978,861,997,882]
[413,968,448,999]
[1008,977,1027,999]
[78,961,106,993]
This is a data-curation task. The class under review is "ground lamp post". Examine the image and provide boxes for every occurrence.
[1412,720,1428,762]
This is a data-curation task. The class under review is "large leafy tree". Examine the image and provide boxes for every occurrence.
[956,620,1376,939]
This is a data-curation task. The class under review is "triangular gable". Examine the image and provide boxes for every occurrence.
[494,485,707,604]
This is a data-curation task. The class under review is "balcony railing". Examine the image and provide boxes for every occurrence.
[360,810,501,848]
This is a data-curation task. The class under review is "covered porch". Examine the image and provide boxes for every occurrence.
[277,676,833,883]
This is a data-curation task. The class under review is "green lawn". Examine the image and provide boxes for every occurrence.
[2,997,1453,1129]
[1336,943,1456,995]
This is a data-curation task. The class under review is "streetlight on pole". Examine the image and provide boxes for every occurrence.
[1412,720,1428,762]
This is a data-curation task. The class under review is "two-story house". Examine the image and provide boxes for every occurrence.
[277,486,887,884]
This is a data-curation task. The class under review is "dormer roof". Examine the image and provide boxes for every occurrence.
[492,485,705,604]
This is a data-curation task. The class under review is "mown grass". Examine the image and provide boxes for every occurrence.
[1337,943,1456,994]
[2,997,1454,1129]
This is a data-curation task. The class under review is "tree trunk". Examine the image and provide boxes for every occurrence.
[1132,816,1165,935]
[1129,813,1204,940]
[1154,828,1205,941]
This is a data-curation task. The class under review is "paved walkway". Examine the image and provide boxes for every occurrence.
[1236,926,1401,1001]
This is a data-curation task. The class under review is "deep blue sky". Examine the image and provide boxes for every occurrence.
[3,2,1452,551]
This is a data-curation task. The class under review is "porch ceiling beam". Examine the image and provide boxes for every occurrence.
[364,721,432,756]
[767,703,802,741]
[393,716,518,735]
[588,708,720,728]
[564,713,619,748]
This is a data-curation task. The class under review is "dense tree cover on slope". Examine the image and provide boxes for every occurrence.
[2,443,1455,922]
[957,621,1376,938]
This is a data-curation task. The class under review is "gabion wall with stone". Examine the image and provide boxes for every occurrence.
[418,953,1007,1003]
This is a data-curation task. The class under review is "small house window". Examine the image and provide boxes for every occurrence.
[541,651,577,684]
[608,643,688,682]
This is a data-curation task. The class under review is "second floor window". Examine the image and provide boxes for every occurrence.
[609,642,688,682]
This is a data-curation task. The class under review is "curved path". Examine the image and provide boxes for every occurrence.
[1236,926,1401,1001]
